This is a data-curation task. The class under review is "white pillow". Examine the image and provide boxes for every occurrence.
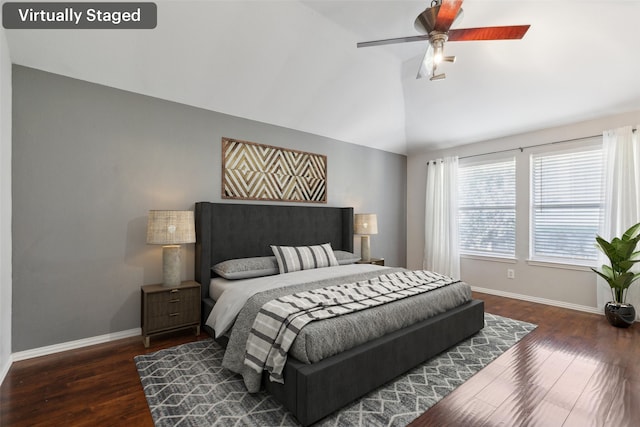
[271,243,339,273]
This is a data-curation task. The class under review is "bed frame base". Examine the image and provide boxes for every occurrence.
[265,299,484,426]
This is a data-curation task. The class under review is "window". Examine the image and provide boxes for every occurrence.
[530,146,603,265]
[458,158,516,257]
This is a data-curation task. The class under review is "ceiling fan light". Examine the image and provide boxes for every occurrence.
[433,39,444,64]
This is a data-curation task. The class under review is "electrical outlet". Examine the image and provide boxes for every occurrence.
[507,269,515,279]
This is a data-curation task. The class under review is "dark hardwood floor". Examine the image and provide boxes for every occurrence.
[411,292,640,427]
[1,292,639,426]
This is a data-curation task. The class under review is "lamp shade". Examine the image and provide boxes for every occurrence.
[354,213,378,235]
[146,210,196,245]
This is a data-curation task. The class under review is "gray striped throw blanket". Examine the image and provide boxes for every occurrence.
[243,270,459,383]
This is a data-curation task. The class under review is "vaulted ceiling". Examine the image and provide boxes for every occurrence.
[6,1,640,155]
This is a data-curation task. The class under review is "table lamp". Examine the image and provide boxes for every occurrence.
[146,210,195,287]
[354,213,378,262]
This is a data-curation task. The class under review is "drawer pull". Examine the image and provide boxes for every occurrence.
[169,313,180,317]
[169,299,181,303]
[170,289,180,294]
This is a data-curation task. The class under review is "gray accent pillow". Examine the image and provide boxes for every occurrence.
[271,243,339,274]
[334,250,361,265]
[212,256,279,280]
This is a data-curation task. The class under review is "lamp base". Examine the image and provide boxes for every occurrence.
[361,235,371,262]
[162,245,181,287]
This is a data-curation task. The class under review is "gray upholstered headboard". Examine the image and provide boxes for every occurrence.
[194,202,354,300]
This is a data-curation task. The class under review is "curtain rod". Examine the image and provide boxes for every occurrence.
[458,133,602,160]
[428,127,638,163]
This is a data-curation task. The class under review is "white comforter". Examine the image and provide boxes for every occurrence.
[206,264,388,337]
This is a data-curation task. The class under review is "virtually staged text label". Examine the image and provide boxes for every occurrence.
[2,2,156,29]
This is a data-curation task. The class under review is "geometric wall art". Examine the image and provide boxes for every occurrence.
[221,137,327,203]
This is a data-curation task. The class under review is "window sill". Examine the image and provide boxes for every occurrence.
[460,254,517,264]
[526,259,594,272]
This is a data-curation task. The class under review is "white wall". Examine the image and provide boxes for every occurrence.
[407,110,640,310]
[0,28,12,384]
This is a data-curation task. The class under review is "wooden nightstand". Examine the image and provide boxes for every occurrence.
[356,258,385,266]
[141,280,201,348]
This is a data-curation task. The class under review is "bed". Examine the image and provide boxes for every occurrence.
[194,202,484,426]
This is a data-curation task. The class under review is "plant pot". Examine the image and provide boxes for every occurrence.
[604,301,636,328]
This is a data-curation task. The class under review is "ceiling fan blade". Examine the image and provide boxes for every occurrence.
[357,34,429,48]
[433,0,464,32]
[417,43,435,79]
[447,25,530,41]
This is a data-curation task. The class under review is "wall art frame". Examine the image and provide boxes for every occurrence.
[221,137,327,203]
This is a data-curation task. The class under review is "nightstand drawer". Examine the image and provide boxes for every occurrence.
[146,288,199,317]
[147,310,198,332]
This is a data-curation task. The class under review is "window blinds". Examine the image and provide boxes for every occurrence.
[531,148,603,263]
[458,158,516,256]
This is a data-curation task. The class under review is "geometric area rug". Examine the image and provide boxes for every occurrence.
[135,313,536,427]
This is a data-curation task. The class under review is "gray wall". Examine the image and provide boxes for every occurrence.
[0,30,12,380]
[12,65,407,352]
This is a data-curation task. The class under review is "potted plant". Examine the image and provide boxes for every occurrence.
[592,222,640,327]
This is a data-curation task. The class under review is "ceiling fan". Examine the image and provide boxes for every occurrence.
[357,0,530,81]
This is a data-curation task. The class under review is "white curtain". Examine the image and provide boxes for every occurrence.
[599,125,640,316]
[423,156,460,279]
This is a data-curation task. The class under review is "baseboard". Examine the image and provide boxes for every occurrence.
[471,286,603,316]
[0,289,610,364]
[0,354,12,386]
[11,328,141,362]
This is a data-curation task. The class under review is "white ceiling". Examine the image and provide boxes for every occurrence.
[6,0,640,155]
